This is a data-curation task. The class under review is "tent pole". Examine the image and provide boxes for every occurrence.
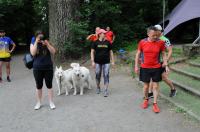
[199,18,200,37]
[163,0,165,34]
[192,19,200,44]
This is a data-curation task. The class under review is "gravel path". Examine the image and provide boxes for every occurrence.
[0,55,199,132]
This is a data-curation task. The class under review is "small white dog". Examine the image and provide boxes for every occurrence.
[54,66,73,96]
[71,63,93,95]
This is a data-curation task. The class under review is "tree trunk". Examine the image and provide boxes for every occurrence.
[48,0,79,61]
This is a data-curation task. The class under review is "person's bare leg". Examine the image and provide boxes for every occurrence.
[34,89,42,110]
[162,72,175,90]
[5,62,11,81]
[143,83,149,99]
[152,82,160,113]
[148,79,154,98]
[5,62,10,76]
[48,89,55,109]
[149,80,153,93]
[141,83,149,109]
[152,82,159,103]
[0,61,3,82]
[162,72,177,97]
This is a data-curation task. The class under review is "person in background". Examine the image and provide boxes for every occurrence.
[0,28,16,82]
[87,27,100,42]
[91,28,115,97]
[30,30,56,110]
[135,26,167,113]
[105,26,115,44]
[148,25,176,98]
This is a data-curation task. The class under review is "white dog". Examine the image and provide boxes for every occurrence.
[71,63,93,95]
[54,66,73,96]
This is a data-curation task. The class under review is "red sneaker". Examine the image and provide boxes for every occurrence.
[153,103,160,113]
[141,99,148,109]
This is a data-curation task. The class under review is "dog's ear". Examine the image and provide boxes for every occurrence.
[70,63,80,68]
[59,66,63,70]
[56,66,58,70]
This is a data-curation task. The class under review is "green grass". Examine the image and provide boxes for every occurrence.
[160,82,200,116]
[172,64,200,76]
[169,72,200,92]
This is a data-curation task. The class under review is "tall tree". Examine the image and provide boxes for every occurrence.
[48,0,79,61]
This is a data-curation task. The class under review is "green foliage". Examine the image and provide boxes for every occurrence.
[65,20,90,58]
[123,41,138,51]
[172,47,183,58]
[0,0,48,44]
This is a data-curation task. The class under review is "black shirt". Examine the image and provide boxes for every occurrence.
[32,43,53,70]
[91,40,112,64]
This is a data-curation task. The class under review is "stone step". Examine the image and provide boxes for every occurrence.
[171,80,200,98]
[170,67,200,81]
[187,61,200,68]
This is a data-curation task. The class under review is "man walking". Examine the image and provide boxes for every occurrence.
[148,25,176,98]
[0,28,16,82]
[135,26,167,113]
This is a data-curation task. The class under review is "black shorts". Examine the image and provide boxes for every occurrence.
[33,70,53,89]
[0,57,11,62]
[139,68,162,83]
[161,67,166,74]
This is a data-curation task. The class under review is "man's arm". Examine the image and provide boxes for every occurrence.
[112,34,115,43]
[87,34,95,40]
[90,49,95,68]
[110,50,115,65]
[135,50,141,74]
[161,50,168,67]
[166,46,173,61]
[9,43,16,53]
[30,37,40,56]
[45,40,56,55]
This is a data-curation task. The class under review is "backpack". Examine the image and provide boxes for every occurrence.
[23,53,34,69]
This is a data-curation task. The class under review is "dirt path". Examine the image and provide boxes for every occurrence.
[0,55,199,132]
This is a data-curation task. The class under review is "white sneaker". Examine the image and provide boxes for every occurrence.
[49,102,56,110]
[34,102,41,110]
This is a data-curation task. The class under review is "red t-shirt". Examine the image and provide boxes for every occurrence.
[138,38,165,68]
[88,35,98,42]
[106,31,114,44]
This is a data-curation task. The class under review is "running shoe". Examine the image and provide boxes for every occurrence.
[141,99,148,109]
[50,102,56,110]
[148,92,154,98]
[7,76,11,82]
[169,89,177,97]
[96,88,101,94]
[153,103,160,113]
[34,102,41,110]
[103,89,109,97]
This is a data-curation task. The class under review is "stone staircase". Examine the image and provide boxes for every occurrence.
[160,57,200,120]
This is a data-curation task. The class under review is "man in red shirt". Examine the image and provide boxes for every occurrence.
[135,26,167,113]
[105,26,115,44]
[87,27,100,42]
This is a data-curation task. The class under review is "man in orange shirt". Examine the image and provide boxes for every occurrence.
[87,27,100,42]
[105,26,115,44]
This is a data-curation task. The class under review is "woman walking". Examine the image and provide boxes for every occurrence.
[90,29,115,97]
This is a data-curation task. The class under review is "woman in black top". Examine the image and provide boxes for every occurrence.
[30,30,56,110]
[91,29,115,97]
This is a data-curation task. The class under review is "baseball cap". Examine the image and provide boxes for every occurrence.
[97,29,107,35]
[154,24,162,31]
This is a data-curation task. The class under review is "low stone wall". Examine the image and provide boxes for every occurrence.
[182,44,200,57]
